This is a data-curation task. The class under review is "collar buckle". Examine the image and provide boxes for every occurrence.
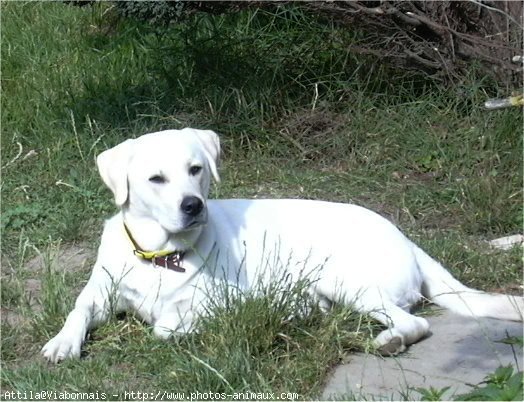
[153,254,186,273]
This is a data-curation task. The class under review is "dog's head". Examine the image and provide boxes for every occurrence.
[97,128,220,234]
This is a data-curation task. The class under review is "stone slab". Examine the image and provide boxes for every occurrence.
[322,310,523,400]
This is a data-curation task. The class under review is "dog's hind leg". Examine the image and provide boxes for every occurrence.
[352,291,430,355]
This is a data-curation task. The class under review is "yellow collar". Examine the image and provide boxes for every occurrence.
[124,223,186,273]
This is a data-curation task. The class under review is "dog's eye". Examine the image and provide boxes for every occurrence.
[189,165,202,176]
[149,174,166,184]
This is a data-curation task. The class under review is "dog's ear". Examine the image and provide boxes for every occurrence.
[194,129,221,182]
[96,139,135,206]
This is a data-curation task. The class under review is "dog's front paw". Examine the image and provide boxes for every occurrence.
[41,333,82,363]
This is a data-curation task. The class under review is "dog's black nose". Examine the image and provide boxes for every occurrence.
[180,196,204,217]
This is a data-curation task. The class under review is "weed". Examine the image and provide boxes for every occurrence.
[415,366,524,401]
[416,386,452,401]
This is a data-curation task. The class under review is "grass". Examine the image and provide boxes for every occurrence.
[1,1,522,400]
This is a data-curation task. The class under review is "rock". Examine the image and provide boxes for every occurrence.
[322,310,523,400]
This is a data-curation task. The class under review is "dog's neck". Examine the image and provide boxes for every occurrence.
[121,211,202,253]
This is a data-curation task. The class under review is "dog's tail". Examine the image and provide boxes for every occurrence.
[413,244,523,321]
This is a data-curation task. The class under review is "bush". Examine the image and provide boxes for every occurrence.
[107,0,523,87]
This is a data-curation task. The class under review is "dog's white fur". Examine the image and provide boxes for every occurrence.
[42,128,523,362]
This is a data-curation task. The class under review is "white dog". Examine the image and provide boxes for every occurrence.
[42,128,523,363]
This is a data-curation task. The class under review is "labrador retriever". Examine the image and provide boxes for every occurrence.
[42,128,523,362]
